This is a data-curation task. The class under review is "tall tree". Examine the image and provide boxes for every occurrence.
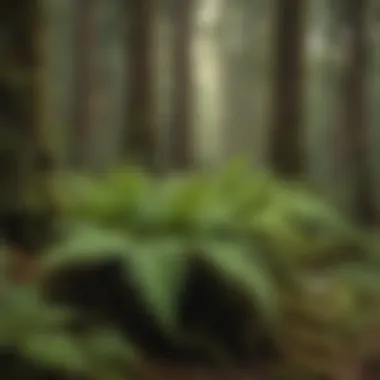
[340,0,374,224]
[0,0,43,209]
[166,0,195,169]
[124,0,157,169]
[72,0,95,169]
[221,0,272,167]
[92,0,127,170]
[78,0,124,172]
[41,0,77,168]
[0,0,56,257]
[269,0,307,177]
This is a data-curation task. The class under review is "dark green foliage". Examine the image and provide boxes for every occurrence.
[42,246,279,367]
[0,346,87,380]
[2,164,377,379]
[178,252,279,366]
[0,286,138,380]
[0,209,57,254]
[43,256,194,363]
[39,165,373,376]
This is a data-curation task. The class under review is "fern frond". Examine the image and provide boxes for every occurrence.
[194,238,279,325]
[0,286,139,379]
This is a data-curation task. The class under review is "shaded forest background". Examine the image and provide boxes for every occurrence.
[3,0,380,225]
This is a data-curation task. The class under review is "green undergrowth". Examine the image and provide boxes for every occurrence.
[2,160,380,379]
[0,286,139,380]
[53,160,367,270]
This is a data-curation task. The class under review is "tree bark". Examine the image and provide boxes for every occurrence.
[167,0,195,170]
[0,0,41,209]
[269,0,306,177]
[124,0,157,169]
[41,0,77,168]
[71,0,94,169]
[341,0,374,224]
[0,1,56,252]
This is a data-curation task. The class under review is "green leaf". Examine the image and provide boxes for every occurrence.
[196,239,279,324]
[149,174,209,229]
[0,287,73,344]
[82,328,138,376]
[214,156,252,194]
[126,237,188,332]
[41,224,131,271]
[21,333,89,373]
[250,185,364,267]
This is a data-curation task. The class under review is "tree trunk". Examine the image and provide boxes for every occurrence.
[0,1,56,253]
[71,0,95,169]
[166,0,195,170]
[0,0,41,210]
[305,0,348,208]
[93,0,126,170]
[81,0,123,172]
[341,0,374,224]
[124,0,156,169]
[0,0,39,135]
[269,0,306,177]
[221,0,272,168]
[41,0,76,168]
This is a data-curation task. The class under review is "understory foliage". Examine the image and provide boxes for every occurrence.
[2,160,380,379]
[0,286,137,380]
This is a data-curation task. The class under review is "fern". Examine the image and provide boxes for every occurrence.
[39,227,278,338]
[34,164,378,378]
[40,223,131,271]
[0,285,138,380]
[193,238,279,324]
[45,166,372,324]
[125,236,189,332]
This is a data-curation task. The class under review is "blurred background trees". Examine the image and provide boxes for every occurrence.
[1,0,379,223]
